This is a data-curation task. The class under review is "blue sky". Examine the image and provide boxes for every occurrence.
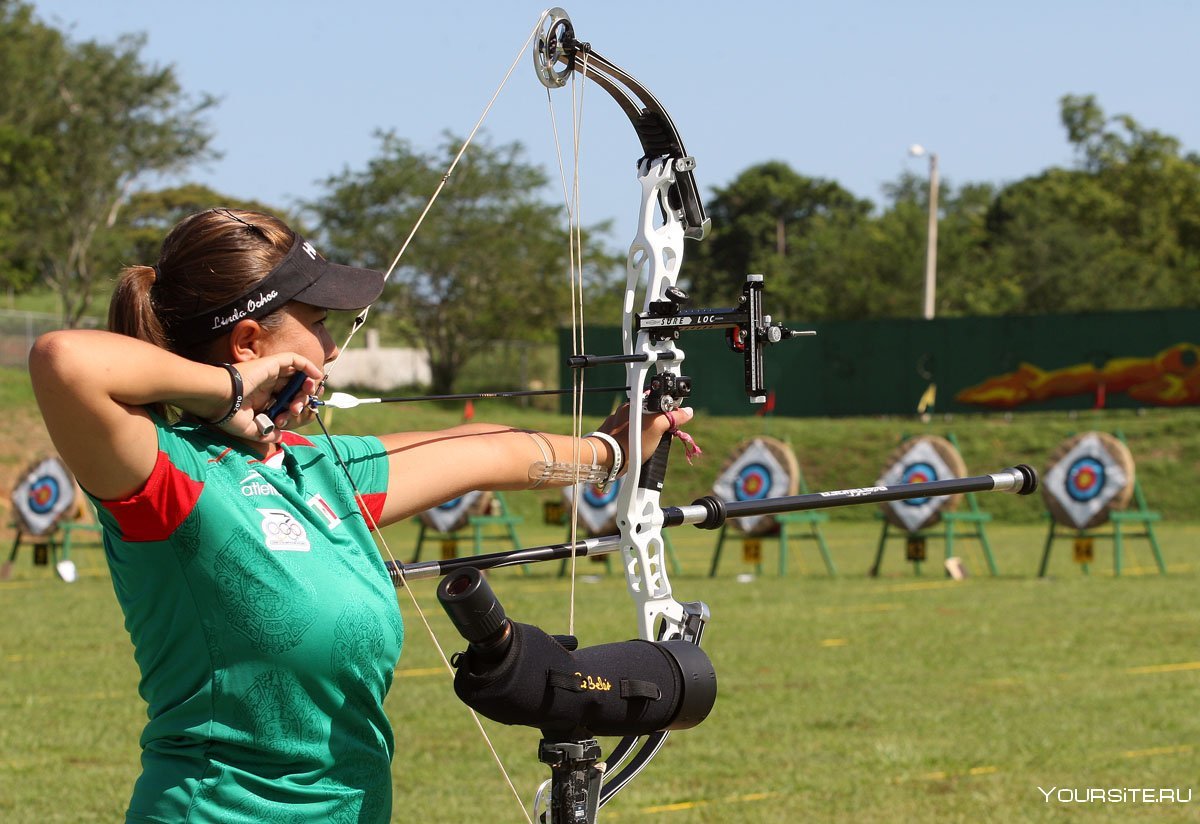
[29,1,1200,238]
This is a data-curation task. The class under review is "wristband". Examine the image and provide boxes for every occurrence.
[585,431,623,491]
[208,363,244,425]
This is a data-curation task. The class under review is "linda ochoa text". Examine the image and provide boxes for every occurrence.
[210,290,280,331]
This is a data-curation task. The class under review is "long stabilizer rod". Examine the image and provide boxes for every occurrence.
[386,465,1037,584]
[666,464,1038,530]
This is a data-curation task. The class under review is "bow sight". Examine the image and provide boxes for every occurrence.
[568,274,811,409]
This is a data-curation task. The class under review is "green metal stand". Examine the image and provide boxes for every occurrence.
[7,504,102,573]
[870,432,998,578]
[708,512,837,578]
[709,464,836,578]
[871,495,998,577]
[1038,431,1167,578]
[412,492,527,574]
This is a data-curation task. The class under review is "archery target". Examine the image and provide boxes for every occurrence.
[562,477,622,536]
[1042,432,1135,529]
[418,490,493,533]
[877,436,967,532]
[712,437,800,536]
[11,456,79,537]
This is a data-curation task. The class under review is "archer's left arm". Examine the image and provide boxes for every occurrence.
[370,407,691,526]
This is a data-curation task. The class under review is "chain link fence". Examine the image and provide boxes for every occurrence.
[0,310,101,368]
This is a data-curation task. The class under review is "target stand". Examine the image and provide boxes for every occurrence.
[708,438,836,578]
[4,456,102,582]
[870,434,999,578]
[1038,431,1165,577]
[411,491,527,573]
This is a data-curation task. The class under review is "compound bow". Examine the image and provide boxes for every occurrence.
[293,8,1036,822]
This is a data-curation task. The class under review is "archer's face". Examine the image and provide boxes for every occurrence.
[260,302,340,370]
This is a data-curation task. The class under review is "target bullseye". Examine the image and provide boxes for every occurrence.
[712,438,799,536]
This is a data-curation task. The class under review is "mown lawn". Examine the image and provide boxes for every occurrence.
[2,520,1197,822]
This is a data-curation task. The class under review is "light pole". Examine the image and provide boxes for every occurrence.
[908,144,938,320]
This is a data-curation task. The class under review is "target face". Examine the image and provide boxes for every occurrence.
[1042,433,1132,529]
[29,476,62,513]
[563,477,622,535]
[713,438,799,536]
[12,456,77,537]
[877,436,965,532]
[898,462,936,505]
[1066,458,1105,502]
[419,490,490,533]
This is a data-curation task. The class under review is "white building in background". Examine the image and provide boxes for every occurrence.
[329,329,431,390]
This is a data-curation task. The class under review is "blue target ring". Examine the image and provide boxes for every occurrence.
[734,463,772,501]
[27,475,62,515]
[1065,457,1106,502]
[582,479,619,508]
[899,462,937,507]
[437,497,462,511]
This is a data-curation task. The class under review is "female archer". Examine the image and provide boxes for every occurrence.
[28,207,687,823]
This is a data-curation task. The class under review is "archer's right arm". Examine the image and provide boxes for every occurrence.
[28,331,319,500]
[29,331,236,500]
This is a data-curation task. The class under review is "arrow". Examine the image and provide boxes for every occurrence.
[316,385,630,409]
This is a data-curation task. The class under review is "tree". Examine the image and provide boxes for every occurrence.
[0,1,217,324]
[982,95,1200,313]
[112,184,300,269]
[684,161,874,319]
[307,131,618,393]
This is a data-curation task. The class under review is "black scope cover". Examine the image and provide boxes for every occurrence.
[451,620,716,738]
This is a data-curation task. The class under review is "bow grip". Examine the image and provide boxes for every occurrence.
[638,433,672,493]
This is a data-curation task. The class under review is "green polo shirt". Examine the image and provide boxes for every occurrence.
[90,416,402,823]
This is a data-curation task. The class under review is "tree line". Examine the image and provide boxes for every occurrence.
[685,95,1200,319]
[4,1,1198,391]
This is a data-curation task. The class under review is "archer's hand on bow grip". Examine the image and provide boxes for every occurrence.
[597,404,695,479]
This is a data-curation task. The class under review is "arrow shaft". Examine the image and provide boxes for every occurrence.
[321,385,629,406]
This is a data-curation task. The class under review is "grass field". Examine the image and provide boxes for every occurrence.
[2,519,1197,823]
[2,363,1198,821]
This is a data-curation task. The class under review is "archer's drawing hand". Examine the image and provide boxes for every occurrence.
[213,355,324,442]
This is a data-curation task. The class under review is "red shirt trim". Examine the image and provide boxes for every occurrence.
[356,492,386,530]
[280,431,316,448]
[99,450,204,542]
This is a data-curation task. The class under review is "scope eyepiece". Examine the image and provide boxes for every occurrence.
[437,567,508,646]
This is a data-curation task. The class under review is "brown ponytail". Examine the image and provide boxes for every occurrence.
[109,263,170,351]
